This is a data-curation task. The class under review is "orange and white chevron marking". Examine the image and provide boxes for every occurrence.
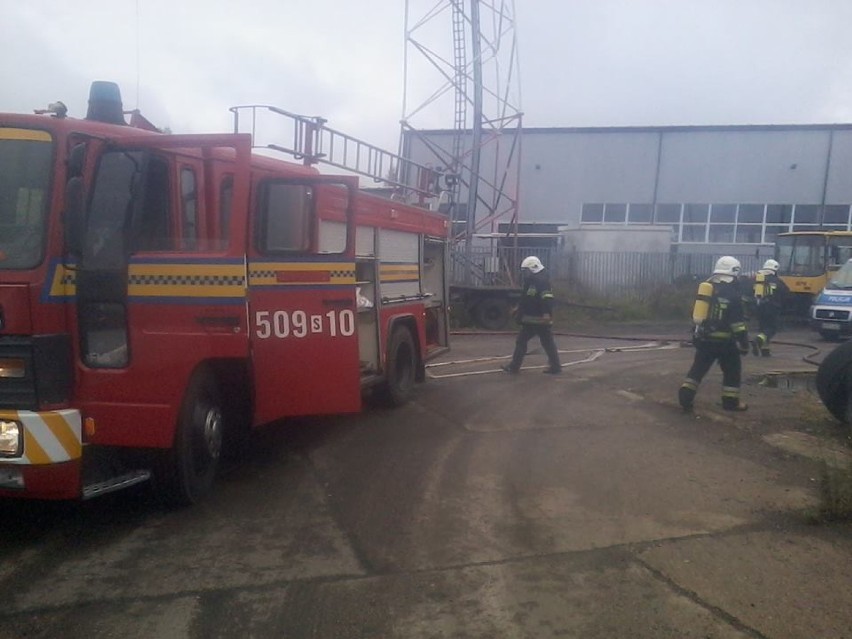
[0,410,81,465]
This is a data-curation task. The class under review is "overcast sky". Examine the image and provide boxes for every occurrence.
[3,0,852,155]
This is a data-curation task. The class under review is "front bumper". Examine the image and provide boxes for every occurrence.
[0,409,82,499]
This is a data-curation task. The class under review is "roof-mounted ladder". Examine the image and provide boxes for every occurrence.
[230,104,443,205]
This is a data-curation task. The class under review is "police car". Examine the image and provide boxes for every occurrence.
[811,258,852,340]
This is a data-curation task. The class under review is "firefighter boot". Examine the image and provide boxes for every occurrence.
[678,384,696,412]
[722,396,748,411]
[501,363,519,375]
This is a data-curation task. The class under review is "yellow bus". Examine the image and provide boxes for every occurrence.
[774,231,852,313]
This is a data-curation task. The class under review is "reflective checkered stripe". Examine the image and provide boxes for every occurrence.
[721,386,740,399]
[0,410,81,465]
[127,264,246,299]
[248,261,356,287]
[379,263,419,283]
[43,260,247,302]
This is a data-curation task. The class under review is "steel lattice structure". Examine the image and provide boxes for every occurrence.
[399,0,523,258]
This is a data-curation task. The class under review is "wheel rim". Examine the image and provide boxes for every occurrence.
[193,403,223,471]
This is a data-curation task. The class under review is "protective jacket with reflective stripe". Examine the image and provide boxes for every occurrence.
[518,270,555,324]
[695,278,748,346]
[754,270,789,308]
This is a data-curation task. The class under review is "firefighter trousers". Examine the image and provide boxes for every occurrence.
[508,323,561,372]
[680,340,743,409]
[755,303,780,348]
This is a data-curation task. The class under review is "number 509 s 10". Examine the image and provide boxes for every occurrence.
[254,309,355,339]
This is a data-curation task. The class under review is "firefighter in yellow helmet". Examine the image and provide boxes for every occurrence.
[502,256,562,374]
[750,258,789,357]
[678,256,750,412]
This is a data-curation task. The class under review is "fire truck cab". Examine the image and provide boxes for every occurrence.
[0,82,449,504]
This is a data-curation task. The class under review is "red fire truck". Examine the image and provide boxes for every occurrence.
[0,82,449,504]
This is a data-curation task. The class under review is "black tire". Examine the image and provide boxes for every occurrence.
[157,370,223,505]
[816,341,852,423]
[475,297,510,330]
[379,326,417,407]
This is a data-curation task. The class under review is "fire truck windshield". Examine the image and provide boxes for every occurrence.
[0,129,53,269]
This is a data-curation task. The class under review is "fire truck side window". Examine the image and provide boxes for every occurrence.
[219,175,233,245]
[259,182,313,252]
[180,167,198,251]
[86,151,142,268]
[135,157,172,252]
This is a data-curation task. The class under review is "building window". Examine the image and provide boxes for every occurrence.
[708,204,736,243]
[710,204,736,223]
[764,225,787,244]
[681,224,706,242]
[766,204,792,225]
[654,203,681,224]
[581,203,603,223]
[709,224,734,242]
[735,225,762,243]
[603,203,627,223]
[793,204,818,224]
[824,205,850,227]
[627,203,653,224]
[738,204,764,224]
[683,203,709,223]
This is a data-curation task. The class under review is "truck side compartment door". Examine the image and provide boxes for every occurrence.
[248,179,361,424]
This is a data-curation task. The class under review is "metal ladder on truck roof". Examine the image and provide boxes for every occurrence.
[229,104,443,206]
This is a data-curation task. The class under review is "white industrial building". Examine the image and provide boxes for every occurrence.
[403,123,852,259]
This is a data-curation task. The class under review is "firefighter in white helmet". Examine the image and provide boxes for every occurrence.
[678,256,750,412]
[502,256,562,374]
[750,258,789,357]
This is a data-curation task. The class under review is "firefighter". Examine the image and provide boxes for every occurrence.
[502,256,562,374]
[678,256,750,412]
[750,258,789,357]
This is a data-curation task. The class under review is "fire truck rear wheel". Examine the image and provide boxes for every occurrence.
[475,298,510,331]
[816,340,852,424]
[159,370,223,505]
[380,326,417,407]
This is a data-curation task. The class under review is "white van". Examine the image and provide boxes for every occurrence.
[811,258,852,340]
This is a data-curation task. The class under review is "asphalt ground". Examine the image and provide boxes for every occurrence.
[0,323,851,638]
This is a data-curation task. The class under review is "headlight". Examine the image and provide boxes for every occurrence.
[0,358,26,378]
[0,420,22,456]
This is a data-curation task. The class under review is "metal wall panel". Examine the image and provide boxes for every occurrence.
[656,130,830,203]
[826,130,852,203]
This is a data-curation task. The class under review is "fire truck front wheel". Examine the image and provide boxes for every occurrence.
[379,326,417,407]
[157,369,223,505]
